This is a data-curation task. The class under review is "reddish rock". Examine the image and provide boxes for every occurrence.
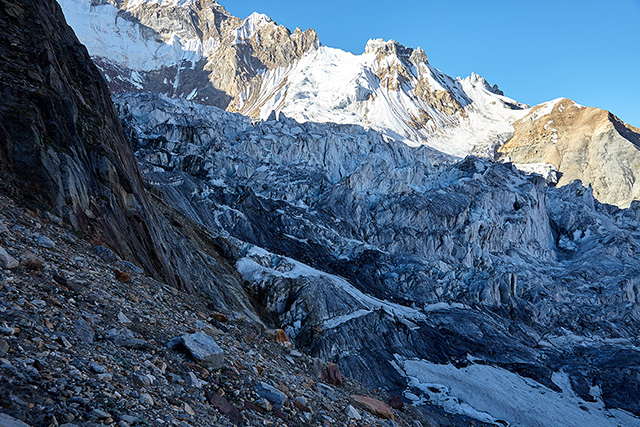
[292,399,312,413]
[274,329,290,343]
[114,269,131,282]
[388,395,404,410]
[243,401,267,414]
[206,391,242,425]
[211,312,229,323]
[351,395,394,420]
[326,362,343,386]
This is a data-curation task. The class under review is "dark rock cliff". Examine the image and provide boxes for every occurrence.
[0,0,180,285]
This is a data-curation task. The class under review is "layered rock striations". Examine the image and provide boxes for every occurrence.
[0,0,261,319]
[0,0,176,285]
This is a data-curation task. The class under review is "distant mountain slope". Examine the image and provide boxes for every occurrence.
[499,98,640,208]
[57,0,640,206]
[58,0,528,157]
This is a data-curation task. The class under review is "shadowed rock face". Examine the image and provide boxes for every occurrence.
[499,98,640,208]
[0,0,180,286]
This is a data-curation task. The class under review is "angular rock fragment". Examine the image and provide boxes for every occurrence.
[0,413,32,427]
[326,362,343,386]
[105,328,146,349]
[345,404,362,420]
[206,391,242,425]
[34,235,56,249]
[73,319,95,344]
[117,311,133,327]
[256,382,287,408]
[0,245,19,269]
[352,394,395,420]
[21,252,44,270]
[114,269,131,282]
[177,332,224,369]
[389,394,404,410]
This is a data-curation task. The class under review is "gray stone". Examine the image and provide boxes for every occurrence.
[0,325,15,336]
[97,373,113,381]
[121,260,143,274]
[345,404,362,420]
[180,332,224,369]
[133,373,152,388]
[106,328,145,349]
[0,339,9,355]
[0,245,19,269]
[93,245,119,263]
[90,361,107,374]
[0,413,31,427]
[255,398,272,411]
[139,393,154,406]
[186,371,202,388]
[34,234,55,249]
[169,373,184,384]
[73,319,95,344]
[120,415,139,424]
[117,311,133,327]
[316,383,337,401]
[90,409,111,420]
[256,382,287,408]
[0,220,8,234]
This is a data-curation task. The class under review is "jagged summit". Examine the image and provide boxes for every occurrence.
[59,0,526,158]
[59,0,318,107]
[58,0,640,208]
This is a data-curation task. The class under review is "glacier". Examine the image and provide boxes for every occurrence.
[115,92,640,424]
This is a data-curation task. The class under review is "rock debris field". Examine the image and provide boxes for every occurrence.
[0,194,489,427]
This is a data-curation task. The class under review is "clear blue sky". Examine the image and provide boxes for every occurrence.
[223,0,640,127]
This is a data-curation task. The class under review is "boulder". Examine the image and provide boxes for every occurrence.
[256,382,287,408]
[352,395,394,420]
[0,245,19,269]
[180,332,224,369]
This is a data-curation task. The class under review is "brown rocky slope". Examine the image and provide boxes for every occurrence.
[499,98,640,208]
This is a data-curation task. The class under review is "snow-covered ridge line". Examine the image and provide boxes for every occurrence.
[59,0,533,157]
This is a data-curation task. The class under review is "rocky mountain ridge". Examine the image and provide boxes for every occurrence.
[3,0,640,425]
[499,97,640,208]
[59,0,640,208]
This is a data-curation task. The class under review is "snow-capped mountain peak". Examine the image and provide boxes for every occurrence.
[59,0,526,157]
[232,12,272,44]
